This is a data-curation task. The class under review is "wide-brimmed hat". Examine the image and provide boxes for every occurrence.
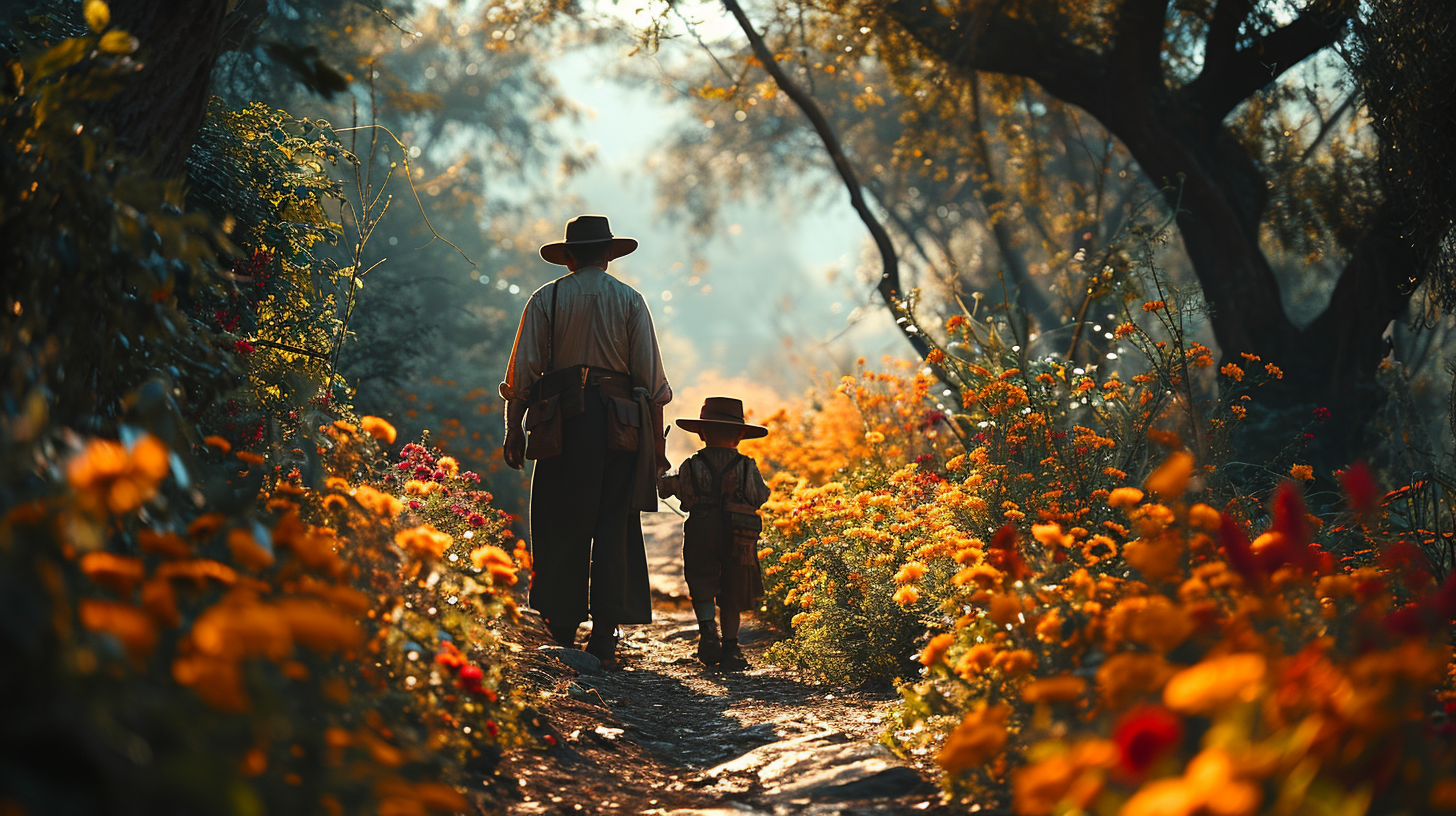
[539,214,638,266]
[674,397,768,439]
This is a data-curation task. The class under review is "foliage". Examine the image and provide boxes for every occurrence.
[2,29,533,816]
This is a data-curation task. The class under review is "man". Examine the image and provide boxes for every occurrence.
[500,215,671,667]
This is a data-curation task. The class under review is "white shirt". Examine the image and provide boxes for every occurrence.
[499,267,672,405]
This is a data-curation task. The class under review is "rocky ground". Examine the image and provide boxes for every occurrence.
[478,511,962,816]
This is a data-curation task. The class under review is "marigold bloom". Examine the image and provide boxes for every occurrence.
[235,450,265,466]
[80,552,145,594]
[920,633,954,666]
[993,648,1037,676]
[138,528,189,558]
[360,416,397,444]
[865,431,886,444]
[470,544,519,585]
[1115,322,1138,338]
[1106,596,1192,652]
[988,593,1023,625]
[395,524,452,560]
[228,528,275,570]
[938,704,1011,773]
[1108,487,1144,509]
[1163,653,1265,714]
[1021,674,1087,704]
[80,599,158,659]
[203,435,232,454]
[1219,362,1245,382]
[894,561,927,584]
[892,584,921,605]
[1144,451,1194,497]
[1097,652,1177,710]
[1289,463,1314,481]
[68,435,170,515]
[354,485,403,518]
[1265,363,1283,379]
[1141,300,1166,312]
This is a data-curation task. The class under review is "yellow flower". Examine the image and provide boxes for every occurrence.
[354,485,403,518]
[865,431,886,444]
[1163,653,1266,715]
[938,704,1011,773]
[437,456,460,476]
[404,479,436,497]
[360,416,397,444]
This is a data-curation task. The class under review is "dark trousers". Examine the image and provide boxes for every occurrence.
[528,385,652,628]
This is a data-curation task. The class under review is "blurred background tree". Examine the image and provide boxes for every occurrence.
[619,0,1456,473]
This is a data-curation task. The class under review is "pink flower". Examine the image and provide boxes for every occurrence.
[468,514,485,528]
[462,471,481,483]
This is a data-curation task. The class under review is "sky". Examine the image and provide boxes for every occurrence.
[538,30,910,434]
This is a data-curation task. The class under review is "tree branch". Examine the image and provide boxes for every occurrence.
[720,0,941,369]
[1188,4,1352,121]
[1110,0,1173,85]
[883,0,1108,115]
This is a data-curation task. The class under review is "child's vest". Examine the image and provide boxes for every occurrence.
[689,453,763,565]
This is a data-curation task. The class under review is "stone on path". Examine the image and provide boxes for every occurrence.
[537,645,603,675]
[703,730,927,802]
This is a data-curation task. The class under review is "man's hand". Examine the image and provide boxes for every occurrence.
[504,428,526,470]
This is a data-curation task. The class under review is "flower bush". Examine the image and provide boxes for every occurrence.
[749,290,1456,812]
[2,22,529,815]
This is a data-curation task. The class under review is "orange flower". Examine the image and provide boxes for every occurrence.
[138,528,190,558]
[79,599,157,659]
[1097,652,1177,709]
[404,479,436,497]
[1163,653,1266,715]
[1114,322,1138,339]
[920,633,954,666]
[894,560,926,584]
[938,704,1011,773]
[470,544,518,585]
[988,593,1023,625]
[202,435,232,454]
[1141,300,1166,312]
[892,585,921,605]
[1144,451,1194,498]
[1264,363,1283,379]
[67,435,170,515]
[1021,674,1087,704]
[926,348,947,364]
[437,456,460,476]
[354,485,403,518]
[360,416,398,443]
[1105,596,1192,652]
[1108,487,1144,509]
[236,451,266,466]
[395,524,452,560]
[228,528,276,570]
[1188,503,1221,530]
[80,552,145,594]
[1289,463,1314,481]
[1219,362,1244,382]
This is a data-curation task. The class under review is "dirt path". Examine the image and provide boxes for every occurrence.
[480,512,959,816]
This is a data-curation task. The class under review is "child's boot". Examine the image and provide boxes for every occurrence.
[696,619,722,666]
[720,639,749,672]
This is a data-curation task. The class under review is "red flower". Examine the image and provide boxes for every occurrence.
[234,340,255,355]
[457,664,484,691]
[1339,463,1379,515]
[1113,706,1183,776]
[468,514,486,527]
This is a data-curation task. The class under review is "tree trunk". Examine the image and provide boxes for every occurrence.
[92,0,233,179]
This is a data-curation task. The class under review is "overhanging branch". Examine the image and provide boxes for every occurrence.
[719,0,949,376]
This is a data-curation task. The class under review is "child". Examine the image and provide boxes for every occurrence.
[658,397,771,671]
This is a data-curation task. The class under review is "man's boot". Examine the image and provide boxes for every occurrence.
[546,619,579,649]
[585,622,620,669]
[720,639,749,672]
[696,619,722,666]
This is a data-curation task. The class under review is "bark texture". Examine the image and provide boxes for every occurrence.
[884,0,1419,468]
[92,0,234,179]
